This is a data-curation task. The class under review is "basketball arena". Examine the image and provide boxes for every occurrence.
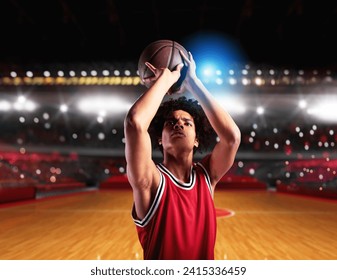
[1,0,337,263]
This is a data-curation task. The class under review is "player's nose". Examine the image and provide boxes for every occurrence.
[173,121,183,130]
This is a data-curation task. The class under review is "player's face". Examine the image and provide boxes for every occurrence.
[160,110,199,152]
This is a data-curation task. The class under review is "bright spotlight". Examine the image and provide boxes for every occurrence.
[307,99,337,122]
[184,31,247,79]
[77,96,132,114]
[13,97,37,111]
[228,77,237,85]
[0,100,11,111]
[215,78,223,85]
[60,104,68,112]
[216,96,246,115]
[203,66,215,77]
[256,106,264,115]
[298,100,307,109]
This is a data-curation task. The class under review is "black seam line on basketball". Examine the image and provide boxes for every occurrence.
[133,172,165,227]
[167,40,174,69]
[145,45,167,78]
[157,163,195,189]
[196,162,213,195]
[144,48,158,78]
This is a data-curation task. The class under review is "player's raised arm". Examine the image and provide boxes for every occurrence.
[124,62,183,219]
[180,51,241,188]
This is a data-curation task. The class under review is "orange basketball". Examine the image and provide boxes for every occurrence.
[138,39,188,93]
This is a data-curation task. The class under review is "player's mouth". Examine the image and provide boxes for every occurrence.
[171,131,185,137]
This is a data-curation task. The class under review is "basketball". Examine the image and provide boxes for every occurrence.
[138,39,189,93]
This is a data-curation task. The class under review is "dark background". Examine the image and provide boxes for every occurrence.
[1,0,337,69]
[1,0,337,204]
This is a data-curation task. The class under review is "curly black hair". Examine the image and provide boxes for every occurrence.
[149,96,217,153]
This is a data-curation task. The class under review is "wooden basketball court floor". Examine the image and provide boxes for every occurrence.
[1,188,337,260]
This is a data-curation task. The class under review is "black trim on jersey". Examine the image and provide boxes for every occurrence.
[195,162,213,196]
[133,172,165,228]
[157,163,196,190]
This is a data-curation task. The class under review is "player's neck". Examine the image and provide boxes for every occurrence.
[162,154,193,183]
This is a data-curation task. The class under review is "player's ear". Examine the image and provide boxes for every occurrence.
[194,138,199,148]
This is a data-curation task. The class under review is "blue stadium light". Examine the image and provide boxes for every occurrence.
[183,31,247,85]
[202,65,214,77]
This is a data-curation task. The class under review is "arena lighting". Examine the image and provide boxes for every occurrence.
[13,100,36,111]
[13,96,37,111]
[215,95,246,115]
[242,69,248,75]
[60,104,68,112]
[215,77,223,85]
[102,70,110,76]
[26,71,33,77]
[242,78,250,86]
[90,70,98,76]
[254,77,264,86]
[228,77,237,85]
[124,70,131,76]
[0,100,11,111]
[184,31,247,78]
[307,99,337,122]
[202,64,217,77]
[77,96,132,114]
[256,106,264,115]
[298,100,307,109]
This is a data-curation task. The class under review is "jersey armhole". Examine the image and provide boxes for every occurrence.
[132,169,165,228]
[196,162,213,197]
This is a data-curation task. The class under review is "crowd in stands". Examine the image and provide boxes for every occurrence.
[0,94,336,201]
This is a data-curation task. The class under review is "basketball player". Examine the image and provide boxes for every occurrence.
[124,51,241,259]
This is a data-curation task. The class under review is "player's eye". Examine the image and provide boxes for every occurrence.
[165,120,175,126]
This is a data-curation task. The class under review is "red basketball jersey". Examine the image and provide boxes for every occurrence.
[132,162,217,260]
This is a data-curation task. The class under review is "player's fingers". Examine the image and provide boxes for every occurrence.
[175,63,184,72]
[142,75,158,85]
